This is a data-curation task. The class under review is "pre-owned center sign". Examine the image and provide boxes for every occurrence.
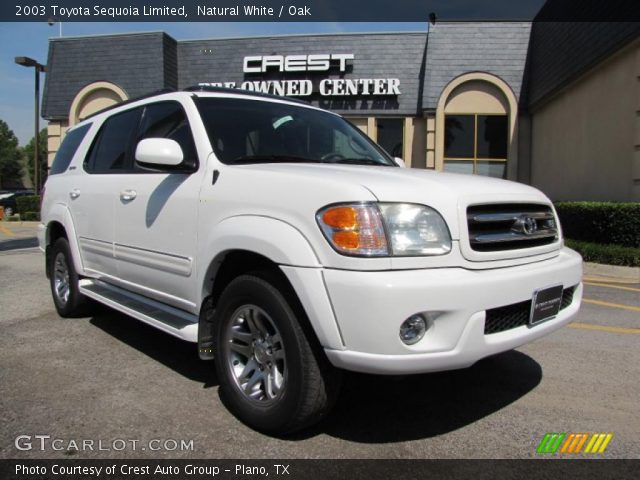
[198,53,401,97]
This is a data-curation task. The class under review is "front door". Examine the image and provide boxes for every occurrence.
[113,100,204,312]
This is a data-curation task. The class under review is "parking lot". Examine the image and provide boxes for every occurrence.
[1,222,638,459]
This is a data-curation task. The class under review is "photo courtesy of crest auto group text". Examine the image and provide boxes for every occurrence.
[0,0,639,479]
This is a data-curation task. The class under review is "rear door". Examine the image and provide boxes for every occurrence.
[113,100,204,311]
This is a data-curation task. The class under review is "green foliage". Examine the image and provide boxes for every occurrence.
[555,202,640,248]
[0,119,24,187]
[4,215,20,222]
[21,211,40,221]
[22,128,48,187]
[565,239,640,267]
[15,195,40,214]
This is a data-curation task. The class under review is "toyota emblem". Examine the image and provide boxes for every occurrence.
[513,215,538,235]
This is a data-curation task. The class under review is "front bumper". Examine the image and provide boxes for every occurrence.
[322,247,583,374]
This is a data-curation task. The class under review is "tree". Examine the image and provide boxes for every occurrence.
[23,127,48,188]
[0,120,24,188]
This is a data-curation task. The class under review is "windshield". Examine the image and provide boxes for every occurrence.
[195,97,396,167]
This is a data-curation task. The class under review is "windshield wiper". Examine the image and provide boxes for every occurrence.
[332,158,394,166]
[228,155,322,165]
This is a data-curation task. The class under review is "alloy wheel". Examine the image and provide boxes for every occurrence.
[224,305,286,404]
[53,252,70,305]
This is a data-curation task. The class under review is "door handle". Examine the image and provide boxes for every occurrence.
[69,189,80,200]
[120,189,137,202]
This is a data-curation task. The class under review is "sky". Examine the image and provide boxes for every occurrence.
[0,21,426,146]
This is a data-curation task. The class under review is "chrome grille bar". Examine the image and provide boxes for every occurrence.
[470,229,558,244]
[468,211,555,223]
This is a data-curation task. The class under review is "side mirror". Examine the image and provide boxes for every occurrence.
[135,138,184,167]
[394,157,406,168]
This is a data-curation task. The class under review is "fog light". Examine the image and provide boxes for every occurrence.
[399,314,427,345]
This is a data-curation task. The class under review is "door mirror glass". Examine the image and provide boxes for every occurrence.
[394,157,406,168]
[135,138,184,167]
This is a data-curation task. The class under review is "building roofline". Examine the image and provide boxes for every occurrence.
[48,29,430,44]
[434,19,533,23]
[176,30,428,43]
[46,22,532,45]
[49,31,170,42]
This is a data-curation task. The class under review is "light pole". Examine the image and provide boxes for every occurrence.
[14,56,46,193]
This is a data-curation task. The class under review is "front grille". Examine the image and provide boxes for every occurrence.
[467,204,558,252]
[484,286,576,335]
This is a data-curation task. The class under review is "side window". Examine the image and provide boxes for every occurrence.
[49,124,91,175]
[85,108,142,174]
[137,102,197,170]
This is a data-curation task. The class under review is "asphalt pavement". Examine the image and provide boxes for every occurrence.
[0,222,638,459]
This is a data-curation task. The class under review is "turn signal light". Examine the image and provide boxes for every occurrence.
[333,231,359,249]
[317,204,388,256]
[322,207,358,229]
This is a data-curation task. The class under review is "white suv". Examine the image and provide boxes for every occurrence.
[39,88,582,433]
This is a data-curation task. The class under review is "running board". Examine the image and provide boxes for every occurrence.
[79,279,198,342]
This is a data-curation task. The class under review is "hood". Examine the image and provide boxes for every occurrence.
[232,163,551,239]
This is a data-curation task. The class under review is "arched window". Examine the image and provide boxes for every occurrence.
[69,81,128,126]
[436,73,518,180]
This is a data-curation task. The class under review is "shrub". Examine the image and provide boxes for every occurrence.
[22,211,40,221]
[565,239,640,267]
[554,202,640,248]
[15,195,40,215]
[5,214,21,222]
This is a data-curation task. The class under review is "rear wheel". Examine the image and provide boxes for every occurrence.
[214,273,341,434]
[49,237,93,317]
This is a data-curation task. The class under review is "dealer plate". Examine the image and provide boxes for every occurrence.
[529,284,564,326]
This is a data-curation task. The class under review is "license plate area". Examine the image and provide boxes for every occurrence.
[529,284,564,326]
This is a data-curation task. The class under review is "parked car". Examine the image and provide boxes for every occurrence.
[0,190,35,217]
[39,87,582,434]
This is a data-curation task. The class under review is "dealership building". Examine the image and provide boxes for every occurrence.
[41,21,640,201]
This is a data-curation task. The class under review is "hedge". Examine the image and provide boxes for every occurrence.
[565,239,640,267]
[22,212,40,221]
[15,195,40,215]
[554,202,640,248]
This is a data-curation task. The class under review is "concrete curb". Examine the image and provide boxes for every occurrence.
[583,262,640,283]
[0,221,40,226]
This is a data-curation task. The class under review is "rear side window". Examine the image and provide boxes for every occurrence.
[85,107,142,174]
[137,102,197,170]
[49,124,91,175]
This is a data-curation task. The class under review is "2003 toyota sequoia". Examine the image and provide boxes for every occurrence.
[39,87,583,433]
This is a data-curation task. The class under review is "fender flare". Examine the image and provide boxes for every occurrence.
[197,215,344,351]
[199,215,321,280]
[45,203,85,275]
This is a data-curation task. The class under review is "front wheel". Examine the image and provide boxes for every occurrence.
[214,273,341,434]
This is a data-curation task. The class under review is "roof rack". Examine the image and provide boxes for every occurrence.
[80,85,310,123]
[184,85,309,105]
[81,88,176,120]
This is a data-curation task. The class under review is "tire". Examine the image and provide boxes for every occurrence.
[49,237,93,317]
[214,273,341,434]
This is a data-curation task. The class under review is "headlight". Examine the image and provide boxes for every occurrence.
[317,202,451,257]
[379,203,452,256]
